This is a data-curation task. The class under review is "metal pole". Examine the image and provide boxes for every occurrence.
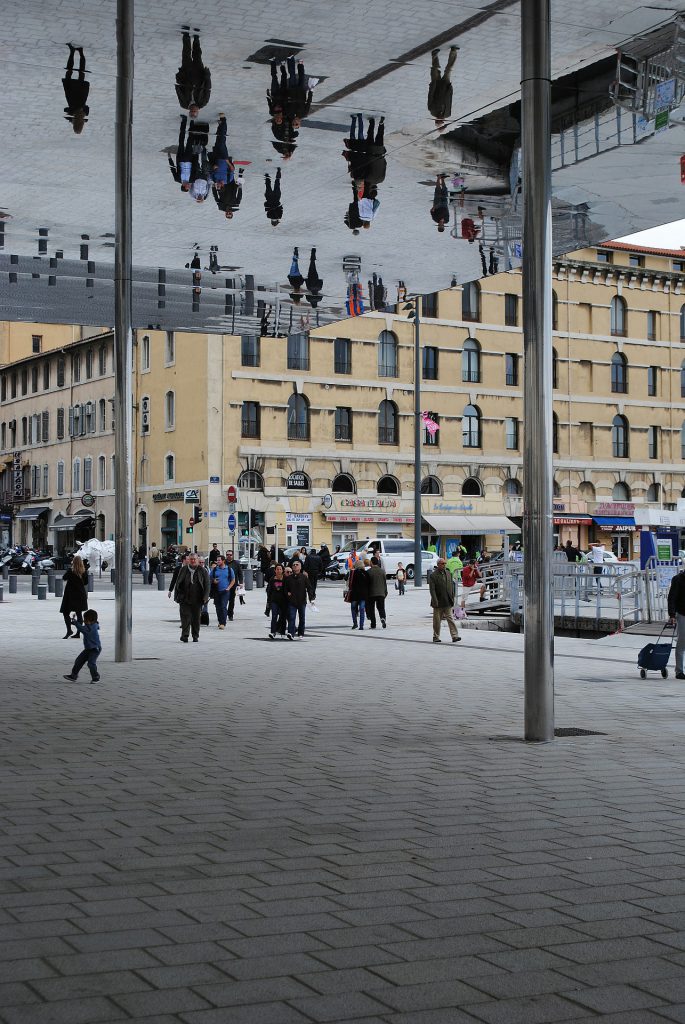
[522,0,554,740]
[114,0,134,662]
[413,297,422,587]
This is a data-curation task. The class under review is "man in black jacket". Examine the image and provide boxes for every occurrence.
[175,32,211,115]
[173,553,210,643]
[303,548,322,597]
[284,560,313,639]
[225,552,243,620]
[667,571,685,679]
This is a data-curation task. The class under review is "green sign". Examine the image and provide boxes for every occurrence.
[655,109,669,133]
[657,541,672,561]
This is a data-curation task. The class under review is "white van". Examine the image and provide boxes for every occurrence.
[334,538,439,579]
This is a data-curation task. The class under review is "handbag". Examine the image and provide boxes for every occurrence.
[200,608,210,626]
[344,569,354,602]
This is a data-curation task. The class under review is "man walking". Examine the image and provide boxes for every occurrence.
[175,31,211,115]
[173,553,210,643]
[429,557,461,643]
[147,542,160,585]
[303,547,322,599]
[668,570,685,680]
[427,46,459,128]
[225,551,243,620]
[210,555,234,630]
[284,559,313,639]
[366,556,388,628]
[168,553,188,599]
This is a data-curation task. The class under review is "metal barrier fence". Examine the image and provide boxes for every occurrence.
[505,561,646,627]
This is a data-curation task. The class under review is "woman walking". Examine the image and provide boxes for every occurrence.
[348,559,369,630]
[60,554,88,638]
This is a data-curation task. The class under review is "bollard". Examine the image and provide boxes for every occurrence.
[1,565,8,581]
[243,567,253,591]
[47,571,55,594]
[37,583,47,601]
[54,577,64,598]
[9,575,17,594]
[0,582,3,602]
[87,572,94,593]
[254,570,264,589]
[110,567,115,584]
[31,573,40,596]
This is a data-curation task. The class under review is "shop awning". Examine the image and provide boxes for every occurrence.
[593,516,636,530]
[553,514,593,525]
[423,513,520,535]
[50,513,94,531]
[14,505,50,521]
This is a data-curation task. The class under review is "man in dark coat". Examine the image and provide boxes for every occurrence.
[264,169,283,226]
[428,46,459,128]
[347,559,370,630]
[284,559,314,638]
[173,553,210,643]
[366,556,388,629]
[175,32,211,115]
[429,557,460,643]
[62,44,90,134]
[303,548,322,597]
[431,174,450,233]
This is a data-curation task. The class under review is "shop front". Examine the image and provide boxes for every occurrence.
[591,502,637,559]
[14,505,51,550]
[553,506,592,549]
[50,511,95,562]
[422,498,521,558]
[321,496,415,550]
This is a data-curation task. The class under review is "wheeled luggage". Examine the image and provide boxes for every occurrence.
[637,622,676,679]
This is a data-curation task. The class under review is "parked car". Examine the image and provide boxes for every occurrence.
[333,538,439,579]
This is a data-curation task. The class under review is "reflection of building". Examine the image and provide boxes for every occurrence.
[1,242,685,560]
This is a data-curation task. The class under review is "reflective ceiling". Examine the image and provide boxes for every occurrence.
[1,0,684,333]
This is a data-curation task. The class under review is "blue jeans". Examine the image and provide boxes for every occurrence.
[270,605,286,635]
[71,648,100,680]
[351,599,365,627]
[214,589,229,625]
[287,603,306,636]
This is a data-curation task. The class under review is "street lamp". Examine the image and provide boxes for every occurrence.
[403,297,422,588]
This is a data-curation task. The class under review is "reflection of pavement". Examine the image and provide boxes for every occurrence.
[4,583,685,1021]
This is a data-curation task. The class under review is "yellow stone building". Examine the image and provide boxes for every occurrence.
[2,242,684,561]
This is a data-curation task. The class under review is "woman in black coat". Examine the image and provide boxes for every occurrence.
[60,554,88,638]
[347,560,369,630]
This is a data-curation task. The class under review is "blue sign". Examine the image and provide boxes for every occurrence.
[228,513,236,532]
[209,476,220,484]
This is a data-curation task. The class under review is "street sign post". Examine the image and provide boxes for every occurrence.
[227,485,237,504]
[228,513,236,533]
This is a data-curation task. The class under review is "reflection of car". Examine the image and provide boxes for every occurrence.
[283,545,304,561]
[582,550,619,564]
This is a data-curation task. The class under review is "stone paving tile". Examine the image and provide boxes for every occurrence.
[0,997,129,1024]
[461,993,593,1023]
[561,983,668,1013]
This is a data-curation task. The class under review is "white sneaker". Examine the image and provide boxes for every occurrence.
[286,631,294,640]
[268,632,275,640]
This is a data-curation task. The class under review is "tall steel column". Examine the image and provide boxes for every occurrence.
[410,299,423,587]
[521,0,554,740]
[114,0,134,662]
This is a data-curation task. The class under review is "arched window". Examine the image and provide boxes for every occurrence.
[552,347,558,389]
[462,477,483,496]
[83,456,92,492]
[161,509,178,547]
[165,390,175,430]
[646,483,661,503]
[579,481,595,501]
[420,475,442,495]
[98,398,106,432]
[332,473,355,493]
[503,477,522,496]
[377,475,400,495]
[611,353,628,394]
[378,399,398,444]
[462,281,480,321]
[553,479,561,498]
[378,331,398,377]
[461,340,481,383]
[681,303,685,342]
[612,481,631,501]
[98,455,106,490]
[610,295,627,337]
[552,412,559,453]
[612,414,629,458]
[164,453,175,482]
[238,469,264,491]
[462,404,481,448]
[552,289,558,331]
[287,393,310,440]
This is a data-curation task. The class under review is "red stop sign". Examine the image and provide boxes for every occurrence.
[227,485,237,503]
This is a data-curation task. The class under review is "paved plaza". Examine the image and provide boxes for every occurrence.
[1,581,685,1022]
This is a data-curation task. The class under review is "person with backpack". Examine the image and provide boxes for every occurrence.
[395,562,407,596]
[460,558,485,610]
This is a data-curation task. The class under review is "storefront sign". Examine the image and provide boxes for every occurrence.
[287,471,310,490]
[184,488,199,503]
[13,451,22,500]
[339,498,398,509]
[286,513,312,524]
[552,503,565,512]
[594,502,635,515]
[81,492,95,508]
[328,513,414,524]
[153,490,184,502]
[432,502,474,513]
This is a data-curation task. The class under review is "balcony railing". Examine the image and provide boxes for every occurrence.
[505,373,518,386]
[611,381,628,394]
[241,353,260,367]
[462,369,481,383]
[288,422,310,441]
[287,356,310,371]
[334,361,351,375]
[335,424,352,441]
[241,420,260,438]
[378,363,398,378]
[379,427,398,444]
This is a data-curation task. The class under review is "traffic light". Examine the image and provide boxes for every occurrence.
[194,504,203,524]
[249,509,257,529]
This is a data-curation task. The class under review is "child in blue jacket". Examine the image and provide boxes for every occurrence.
[64,608,102,683]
